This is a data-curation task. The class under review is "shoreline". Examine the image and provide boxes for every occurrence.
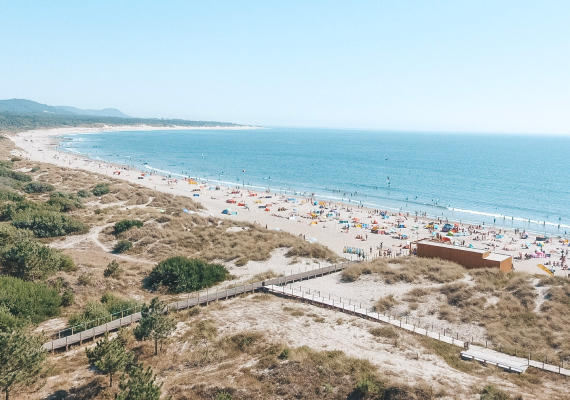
[8,127,570,277]
[47,127,570,237]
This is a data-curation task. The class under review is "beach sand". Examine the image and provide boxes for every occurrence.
[8,126,569,278]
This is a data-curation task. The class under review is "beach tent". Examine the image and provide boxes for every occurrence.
[373,220,379,224]
[310,221,318,226]
[222,208,231,214]
[182,208,189,213]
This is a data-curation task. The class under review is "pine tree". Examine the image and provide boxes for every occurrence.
[134,298,176,355]
[85,333,134,387]
[116,363,165,400]
[0,330,46,400]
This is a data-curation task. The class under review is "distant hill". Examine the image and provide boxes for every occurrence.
[53,106,130,118]
[0,99,130,118]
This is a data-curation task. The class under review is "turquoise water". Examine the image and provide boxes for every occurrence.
[58,128,570,236]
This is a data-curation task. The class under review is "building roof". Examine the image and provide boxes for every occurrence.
[418,241,488,254]
[483,253,512,262]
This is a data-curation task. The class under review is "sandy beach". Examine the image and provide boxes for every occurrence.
[9,126,569,278]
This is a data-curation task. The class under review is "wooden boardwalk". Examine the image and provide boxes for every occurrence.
[43,261,353,352]
[263,284,465,347]
[264,284,570,376]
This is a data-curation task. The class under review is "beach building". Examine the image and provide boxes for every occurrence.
[417,241,512,272]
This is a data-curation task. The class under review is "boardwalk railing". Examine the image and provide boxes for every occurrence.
[43,261,355,352]
[264,284,570,377]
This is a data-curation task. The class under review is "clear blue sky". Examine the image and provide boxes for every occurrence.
[1,1,569,133]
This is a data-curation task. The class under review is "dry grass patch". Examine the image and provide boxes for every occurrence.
[342,256,465,284]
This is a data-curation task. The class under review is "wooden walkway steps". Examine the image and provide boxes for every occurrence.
[461,346,570,376]
[43,261,353,352]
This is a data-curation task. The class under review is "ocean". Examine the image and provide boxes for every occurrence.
[57,127,570,236]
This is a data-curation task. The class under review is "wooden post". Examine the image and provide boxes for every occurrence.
[65,336,68,351]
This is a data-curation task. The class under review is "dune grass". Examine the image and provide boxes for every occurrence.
[341,256,465,284]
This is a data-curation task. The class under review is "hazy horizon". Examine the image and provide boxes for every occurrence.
[2,1,569,134]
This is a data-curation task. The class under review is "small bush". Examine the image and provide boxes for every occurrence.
[114,219,143,235]
[76,189,91,198]
[100,292,137,314]
[68,294,139,332]
[92,183,110,196]
[278,348,290,359]
[114,240,132,253]
[354,376,383,396]
[10,157,21,162]
[479,384,517,400]
[47,192,83,212]
[103,260,123,278]
[61,289,75,307]
[23,182,55,193]
[216,392,232,400]
[369,326,399,339]
[148,257,229,293]
[374,295,399,313]
[77,273,92,286]
[30,166,40,173]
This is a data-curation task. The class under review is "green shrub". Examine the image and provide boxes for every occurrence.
[76,189,91,198]
[68,294,138,332]
[479,385,515,400]
[104,260,123,278]
[0,224,33,245]
[10,157,21,162]
[0,305,22,332]
[68,302,112,330]
[0,166,31,182]
[148,257,229,293]
[61,289,75,307]
[11,209,88,237]
[0,199,58,221]
[92,183,110,196]
[47,192,83,212]
[354,376,383,396]
[0,276,61,330]
[114,219,143,235]
[114,240,132,253]
[77,273,92,286]
[30,166,40,173]
[278,348,290,359]
[0,238,74,281]
[100,292,137,314]
[216,393,232,400]
[23,182,55,193]
[0,189,23,202]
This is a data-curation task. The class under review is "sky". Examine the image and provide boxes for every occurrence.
[1,1,569,134]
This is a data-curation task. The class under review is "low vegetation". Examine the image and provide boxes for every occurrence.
[114,219,143,235]
[147,257,229,293]
[23,181,54,193]
[68,293,138,332]
[92,183,110,196]
[342,256,465,284]
[1,239,75,281]
[0,276,61,331]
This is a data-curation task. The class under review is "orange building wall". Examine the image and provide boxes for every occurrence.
[417,242,512,272]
